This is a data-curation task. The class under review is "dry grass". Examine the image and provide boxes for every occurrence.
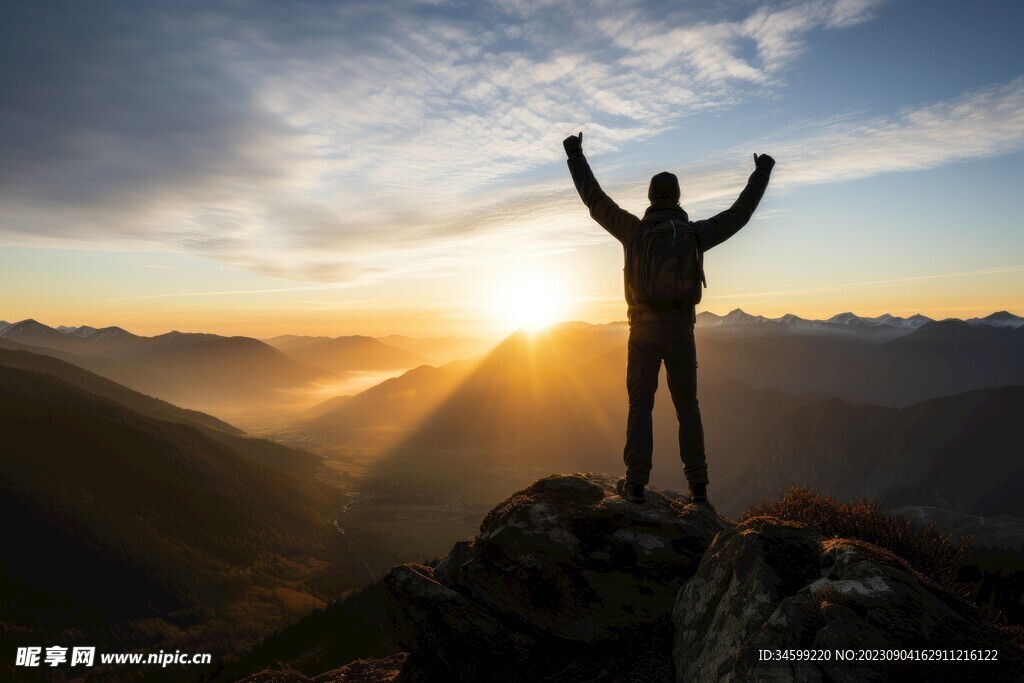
[742,486,974,598]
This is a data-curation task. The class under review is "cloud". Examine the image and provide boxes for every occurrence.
[670,76,1024,212]
[0,0,903,284]
[419,75,1024,268]
[772,77,1024,185]
[0,4,302,205]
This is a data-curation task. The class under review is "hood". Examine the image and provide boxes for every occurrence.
[648,171,681,204]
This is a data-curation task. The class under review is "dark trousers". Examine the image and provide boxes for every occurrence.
[623,321,707,487]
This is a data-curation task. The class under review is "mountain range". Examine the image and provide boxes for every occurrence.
[5,313,1023,519]
[695,316,1024,406]
[265,334,429,374]
[0,320,333,410]
[0,333,182,401]
[0,320,496,415]
[307,319,1024,517]
[695,308,1024,341]
[3,310,1020,408]
[377,334,495,365]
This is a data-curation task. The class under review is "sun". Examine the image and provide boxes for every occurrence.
[493,270,568,333]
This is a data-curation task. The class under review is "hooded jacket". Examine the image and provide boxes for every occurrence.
[567,153,772,325]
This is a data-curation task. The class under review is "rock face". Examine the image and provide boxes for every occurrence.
[673,516,821,681]
[384,563,543,667]
[674,516,1024,682]
[383,472,728,681]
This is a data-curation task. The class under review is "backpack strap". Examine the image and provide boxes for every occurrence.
[698,247,707,288]
[667,220,706,286]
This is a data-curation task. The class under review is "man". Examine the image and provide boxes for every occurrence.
[563,131,774,505]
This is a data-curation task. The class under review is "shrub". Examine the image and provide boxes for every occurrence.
[742,486,974,598]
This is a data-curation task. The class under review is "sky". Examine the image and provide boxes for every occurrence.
[1,0,1022,337]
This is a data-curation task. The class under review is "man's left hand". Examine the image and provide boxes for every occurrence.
[754,153,775,171]
[564,131,583,158]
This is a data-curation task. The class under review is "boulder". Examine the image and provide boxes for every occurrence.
[674,516,1024,682]
[434,472,729,643]
[672,516,821,681]
[382,472,727,680]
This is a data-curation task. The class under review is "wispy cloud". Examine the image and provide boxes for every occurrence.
[585,76,1024,215]
[13,0,1006,290]
[753,77,1024,189]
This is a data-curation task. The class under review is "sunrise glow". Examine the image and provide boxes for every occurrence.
[492,270,569,333]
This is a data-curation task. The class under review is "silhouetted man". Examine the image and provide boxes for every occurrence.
[563,132,774,505]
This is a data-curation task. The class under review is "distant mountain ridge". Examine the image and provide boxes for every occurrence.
[377,334,495,365]
[4,310,1019,349]
[695,309,931,329]
[695,308,1023,330]
[55,324,139,341]
[0,320,332,409]
[265,334,429,373]
[695,308,1024,340]
[4,313,1021,412]
[967,311,1024,328]
[0,334,182,401]
[1,318,70,345]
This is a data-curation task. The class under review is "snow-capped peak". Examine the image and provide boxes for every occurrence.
[1,319,59,337]
[722,309,769,325]
[826,312,864,326]
[697,309,773,327]
[57,325,99,337]
[55,325,137,341]
[966,311,1024,329]
[824,312,932,329]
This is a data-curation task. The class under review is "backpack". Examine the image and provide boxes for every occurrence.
[625,219,706,307]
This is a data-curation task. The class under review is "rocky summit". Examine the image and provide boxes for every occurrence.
[380,473,1023,682]
[245,472,1024,682]
[383,472,727,681]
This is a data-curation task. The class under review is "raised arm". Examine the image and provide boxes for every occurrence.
[564,132,639,244]
[693,153,774,251]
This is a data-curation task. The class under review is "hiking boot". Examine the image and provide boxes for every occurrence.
[689,483,709,504]
[622,482,645,504]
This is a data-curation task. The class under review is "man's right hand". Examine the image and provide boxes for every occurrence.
[563,131,583,158]
[753,153,775,171]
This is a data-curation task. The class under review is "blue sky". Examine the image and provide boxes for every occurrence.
[0,0,1022,335]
